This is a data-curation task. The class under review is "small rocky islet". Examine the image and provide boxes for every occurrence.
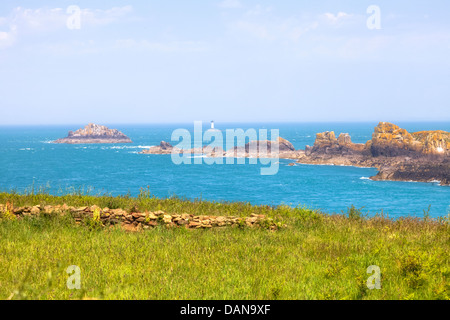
[140,122,450,186]
[140,136,297,157]
[53,123,132,144]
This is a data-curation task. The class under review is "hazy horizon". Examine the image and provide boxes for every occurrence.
[1,0,449,125]
[2,120,450,129]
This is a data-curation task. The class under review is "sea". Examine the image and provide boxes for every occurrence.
[0,122,449,219]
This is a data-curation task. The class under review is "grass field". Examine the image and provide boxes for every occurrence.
[0,190,449,300]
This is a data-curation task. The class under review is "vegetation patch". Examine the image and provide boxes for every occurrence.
[0,190,449,300]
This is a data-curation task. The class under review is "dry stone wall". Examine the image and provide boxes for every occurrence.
[0,203,280,232]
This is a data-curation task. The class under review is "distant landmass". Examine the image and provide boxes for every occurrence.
[53,123,132,144]
[140,122,450,186]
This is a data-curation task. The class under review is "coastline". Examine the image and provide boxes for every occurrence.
[1,122,449,217]
[139,122,450,186]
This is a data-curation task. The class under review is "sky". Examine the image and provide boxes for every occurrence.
[0,0,449,125]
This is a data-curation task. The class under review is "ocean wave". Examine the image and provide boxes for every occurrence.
[360,177,371,180]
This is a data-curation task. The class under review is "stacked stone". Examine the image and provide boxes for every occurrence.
[0,204,279,231]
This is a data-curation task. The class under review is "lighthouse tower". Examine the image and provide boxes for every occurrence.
[211,121,215,130]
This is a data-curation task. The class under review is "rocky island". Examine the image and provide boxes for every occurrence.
[140,137,302,159]
[53,123,132,144]
[140,122,449,186]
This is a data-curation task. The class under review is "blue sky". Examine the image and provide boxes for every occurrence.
[0,0,449,125]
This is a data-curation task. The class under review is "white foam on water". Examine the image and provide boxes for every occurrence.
[106,145,154,150]
[114,145,153,149]
[360,177,371,180]
[189,155,207,159]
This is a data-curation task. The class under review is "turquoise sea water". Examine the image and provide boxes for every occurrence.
[0,122,449,218]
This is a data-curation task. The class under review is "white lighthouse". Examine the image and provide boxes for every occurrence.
[211,121,215,130]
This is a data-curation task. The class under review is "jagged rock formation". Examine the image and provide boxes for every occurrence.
[53,123,132,144]
[298,122,450,185]
[368,122,450,157]
[369,122,420,157]
[413,131,450,155]
[309,131,366,156]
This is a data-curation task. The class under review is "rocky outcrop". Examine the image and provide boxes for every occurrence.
[159,141,173,150]
[140,141,174,154]
[254,137,295,152]
[369,122,450,157]
[312,131,338,150]
[53,123,132,144]
[140,144,225,156]
[0,203,280,231]
[309,131,366,156]
[412,130,450,156]
[370,122,423,157]
[371,158,450,185]
[238,137,296,156]
[140,137,300,159]
[297,122,450,186]
[306,122,450,159]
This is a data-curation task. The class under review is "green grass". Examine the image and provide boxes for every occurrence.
[0,190,449,300]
